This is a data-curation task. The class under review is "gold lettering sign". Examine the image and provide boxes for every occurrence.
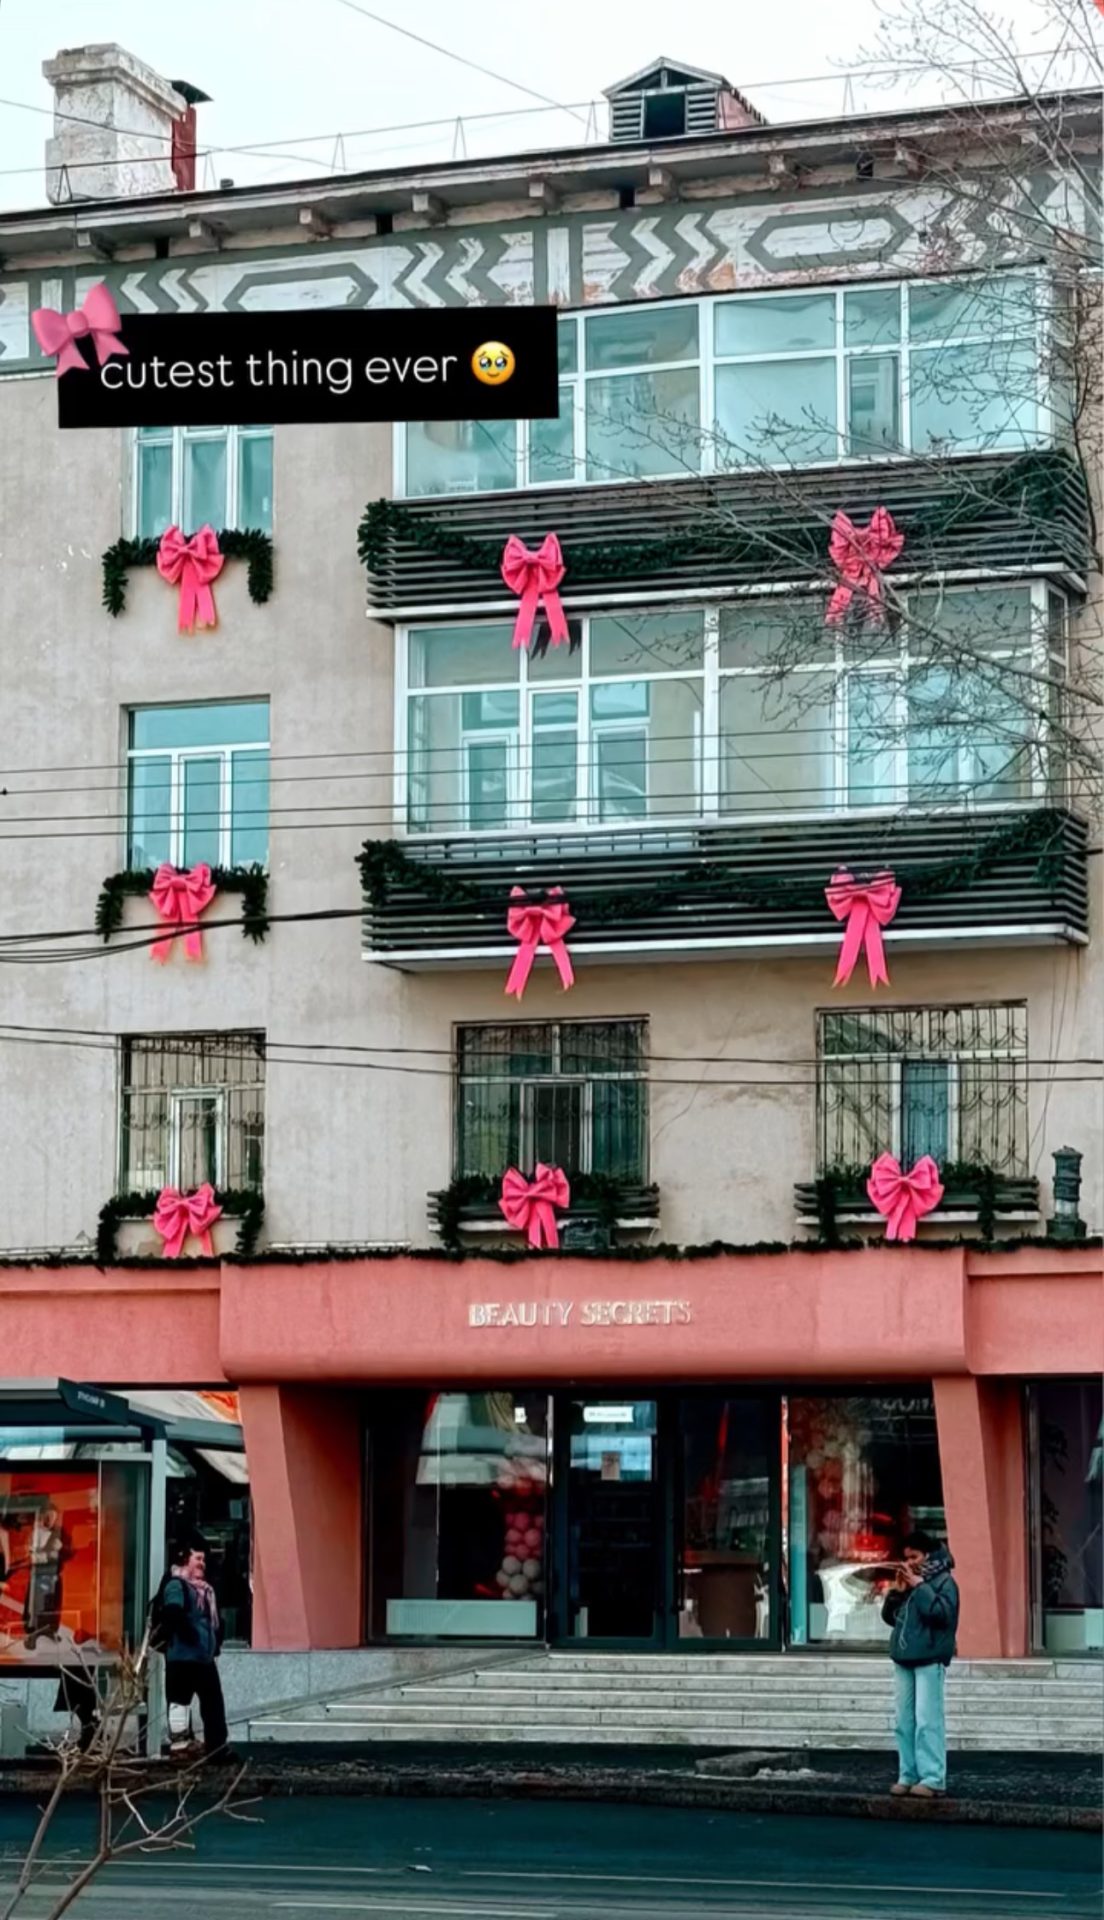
[468,1299,692,1328]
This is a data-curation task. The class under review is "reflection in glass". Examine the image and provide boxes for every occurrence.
[715,358,837,465]
[788,1394,945,1645]
[369,1393,549,1638]
[1033,1380,1103,1653]
[679,1397,773,1641]
[406,418,517,495]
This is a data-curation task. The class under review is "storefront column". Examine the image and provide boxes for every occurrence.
[239,1385,363,1650]
[933,1376,1028,1659]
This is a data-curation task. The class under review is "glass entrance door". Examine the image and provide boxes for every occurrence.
[556,1398,661,1644]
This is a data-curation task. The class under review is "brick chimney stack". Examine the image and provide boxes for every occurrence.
[42,44,201,203]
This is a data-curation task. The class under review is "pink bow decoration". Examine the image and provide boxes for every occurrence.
[30,281,129,378]
[148,863,217,964]
[505,886,576,1000]
[152,1183,223,1260]
[825,507,904,626]
[501,533,569,651]
[499,1164,571,1249]
[866,1153,944,1242]
[825,868,901,989]
[157,525,225,633]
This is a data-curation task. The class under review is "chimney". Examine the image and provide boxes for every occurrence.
[42,44,205,203]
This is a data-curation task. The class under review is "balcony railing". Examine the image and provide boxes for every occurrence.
[794,1172,1041,1232]
[362,449,1092,617]
[360,806,1088,969]
[429,1178,661,1248]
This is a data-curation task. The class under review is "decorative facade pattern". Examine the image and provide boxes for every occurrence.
[0,168,1075,374]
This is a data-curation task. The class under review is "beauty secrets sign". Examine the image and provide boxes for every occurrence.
[37,287,559,427]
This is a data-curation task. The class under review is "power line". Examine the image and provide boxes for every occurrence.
[0,1025,1094,1089]
[332,0,589,126]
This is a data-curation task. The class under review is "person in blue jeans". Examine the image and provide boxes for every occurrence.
[882,1530,959,1798]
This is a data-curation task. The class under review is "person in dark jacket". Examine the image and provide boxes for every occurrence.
[159,1541,229,1760]
[881,1529,960,1797]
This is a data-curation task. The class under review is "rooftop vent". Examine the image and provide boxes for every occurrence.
[604,56,766,145]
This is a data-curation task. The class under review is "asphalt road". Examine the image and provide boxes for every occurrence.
[0,1794,1099,1919]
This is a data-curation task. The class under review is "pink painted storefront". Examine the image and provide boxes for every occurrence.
[5,1241,1101,1665]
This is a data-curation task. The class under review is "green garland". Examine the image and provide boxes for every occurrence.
[96,1188,265,1263]
[431,1172,658,1251]
[359,807,1069,929]
[357,451,1086,590]
[96,865,269,944]
[808,1161,1020,1244]
[102,529,274,617]
[8,1230,1096,1270]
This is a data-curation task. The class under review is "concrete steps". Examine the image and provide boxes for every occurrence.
[248,1650,1103,1752]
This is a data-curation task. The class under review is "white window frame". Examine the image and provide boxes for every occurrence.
[131,424,274,536]
[396,581,1064,838]
[168,1087,227,1189]
[126,702,271,870]
[394,270,1048,498]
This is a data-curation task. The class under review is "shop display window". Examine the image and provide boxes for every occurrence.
[1031,1379,1103,1654]
[368,1392,549,1638]
[0,1466,145,1669]
[787,1393,945,1645]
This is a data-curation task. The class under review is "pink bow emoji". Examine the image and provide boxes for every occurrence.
[148,863,217,963]
[152,1183,224,1260]
[157,525,225,633]
[499,1165,571,1249]
[825,868,901,988]
[866,1153,944,1242]
[825,507,904,626]
[31,281,129,378]
[505,886,576,1000]
[501,533,569,651]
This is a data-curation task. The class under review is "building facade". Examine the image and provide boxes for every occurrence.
[0,48,1100,1722]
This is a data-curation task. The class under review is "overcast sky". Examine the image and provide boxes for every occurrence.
[0,0,1095,211]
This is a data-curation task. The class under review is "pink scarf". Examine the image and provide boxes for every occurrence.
[173,1561,220,1637]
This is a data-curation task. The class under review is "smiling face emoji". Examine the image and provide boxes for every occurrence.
[472,340,516,386]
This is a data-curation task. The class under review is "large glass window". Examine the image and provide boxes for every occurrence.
[127,701,270,870]
[135,426,273,537]
[455,1020,647,1185]
[367,1392,549,1639]
[119,1032,265,1193]
[788,1393,946,1646]
[1031,1380,1103,1654]
[720,586,1051,815]
[0,1465,146,1668]
[678,1395,776,1643]
[398,274,1048,495]
[402,586,1062,834]
[403,614,703,831]
[817,1003,1029,1176]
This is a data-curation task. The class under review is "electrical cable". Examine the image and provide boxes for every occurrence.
[0,1024,1093,1089]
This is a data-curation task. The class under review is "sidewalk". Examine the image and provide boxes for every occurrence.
[5,1744,1096,1829]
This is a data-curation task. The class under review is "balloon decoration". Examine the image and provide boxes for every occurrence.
[789,1398,892,1569]
[492,1431,547,1606]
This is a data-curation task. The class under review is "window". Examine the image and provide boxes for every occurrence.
[397,273,1048,496]
[788,1393,946,1645]
[134,426,273,538]
[127,701,270,869]
[721,585,1056,815]
[403,615,703,831]
[1029,1380,1103,1654]
[455,1020,648,1185]
[367,1391,549,1639]
[816,1003,1028,1175]
[401,585,1062,833]
[118,1033,265,1193]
